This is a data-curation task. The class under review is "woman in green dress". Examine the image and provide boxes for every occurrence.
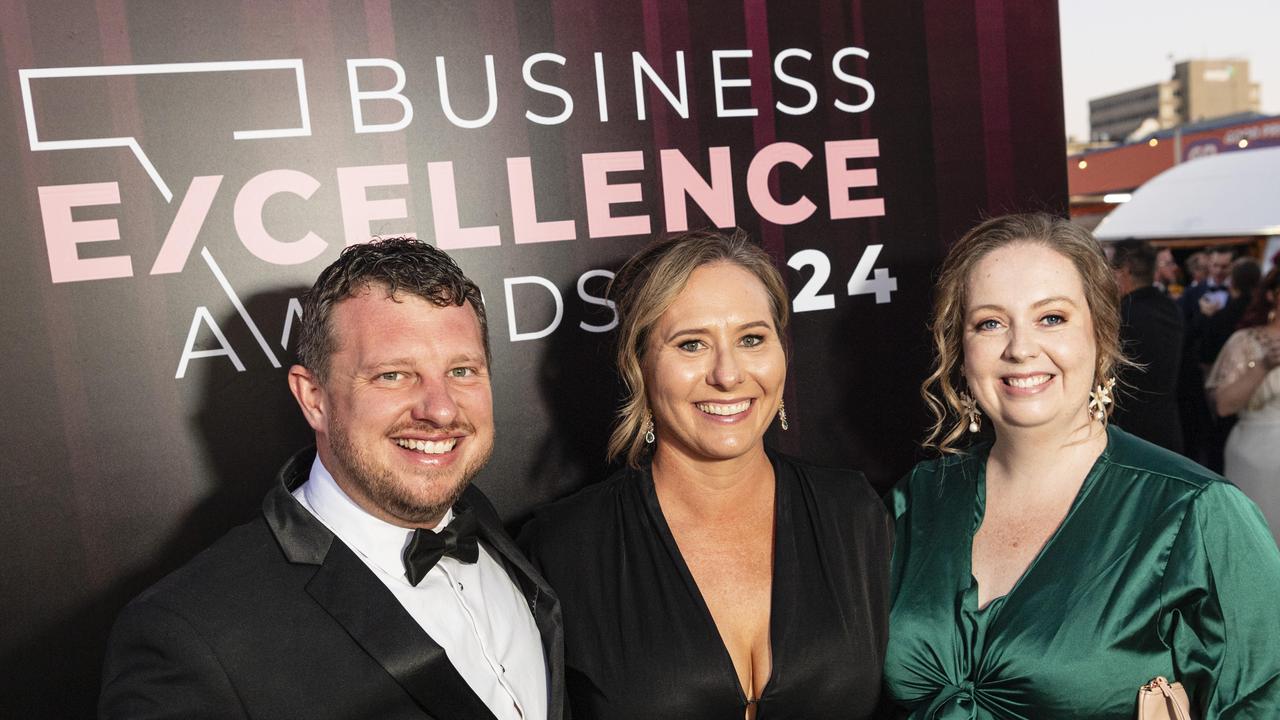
[884,214,1280,718]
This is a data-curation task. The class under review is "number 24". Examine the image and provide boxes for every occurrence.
[787,245,897,312]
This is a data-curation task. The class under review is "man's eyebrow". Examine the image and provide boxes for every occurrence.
[447,352,488,367]
[365,358,415,371]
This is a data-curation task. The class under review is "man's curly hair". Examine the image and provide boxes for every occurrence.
[295,237,488,380]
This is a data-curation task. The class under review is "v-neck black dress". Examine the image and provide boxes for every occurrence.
[519,450,892,720]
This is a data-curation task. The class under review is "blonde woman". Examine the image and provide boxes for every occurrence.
[522,230,891,720]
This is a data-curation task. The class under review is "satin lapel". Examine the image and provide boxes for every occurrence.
[306,533,498,720]
[263,449,332,564]
[469,492,566,720]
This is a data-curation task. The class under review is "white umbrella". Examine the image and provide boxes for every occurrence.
[1094,146,1280,242]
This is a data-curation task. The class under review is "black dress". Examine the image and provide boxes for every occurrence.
[519,450,892,720]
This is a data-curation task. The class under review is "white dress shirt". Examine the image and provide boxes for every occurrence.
[293,457,547,720]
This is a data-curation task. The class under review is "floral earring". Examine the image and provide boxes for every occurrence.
[1088,377,1117,422]
[959,391,981,433]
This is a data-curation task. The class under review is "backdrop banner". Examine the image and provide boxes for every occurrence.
[0,0,1066,714]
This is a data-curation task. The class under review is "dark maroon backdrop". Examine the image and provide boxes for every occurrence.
[0,0,1065,715]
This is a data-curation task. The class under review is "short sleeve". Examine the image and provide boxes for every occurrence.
[1205,330,1265,390]
[1159,482,1280,718]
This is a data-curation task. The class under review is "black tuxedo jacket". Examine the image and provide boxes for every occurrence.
[1114,285,1185,453]
[100,450,565,720]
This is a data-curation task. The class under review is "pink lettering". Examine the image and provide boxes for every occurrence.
[825,139,885,219]
[427,161,501,249]
[233,170,327,265]
[582,151,650,239]
[38,182,131,283]
[151,176,224,275]
[746,142,815,225]
[508,157,576,244]
[336,164,413,245]
[660,147,735,232]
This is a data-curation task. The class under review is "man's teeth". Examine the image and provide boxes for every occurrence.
[696,400,751,416]
[395,438,457,454]
[1006,374,1051,389]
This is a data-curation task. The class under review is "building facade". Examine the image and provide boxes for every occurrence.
[1089,59,1260,142]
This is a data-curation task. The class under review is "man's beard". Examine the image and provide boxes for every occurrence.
[327,419,493,526]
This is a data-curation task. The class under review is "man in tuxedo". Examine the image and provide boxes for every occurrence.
[1109,240,1184,452]
[1174,247,1234,464]
[100,238,563,720]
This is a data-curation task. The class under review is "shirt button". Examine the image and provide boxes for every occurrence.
[457,582,464,591]
[501,664,506,673]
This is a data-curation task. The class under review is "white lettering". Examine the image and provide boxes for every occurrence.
[505,276,564,341]
[523,53,574,125]
[347,58,414,133]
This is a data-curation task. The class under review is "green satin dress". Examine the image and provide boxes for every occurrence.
[885,425,1280,718]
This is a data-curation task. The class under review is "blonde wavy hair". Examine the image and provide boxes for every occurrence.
[922,213,1132,454]
[606,230,790,467]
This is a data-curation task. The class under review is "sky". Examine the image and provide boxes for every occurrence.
[1058,0,1280,141]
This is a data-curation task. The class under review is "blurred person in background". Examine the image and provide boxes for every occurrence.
[1110,240,1184,452]
[1154,247,1183,298]
[1181,248,1233,329]
[1177,248,1235,468]
[1198,258,1261,471]
[1206,267,1280,545]
[1203,249,1233,307]
[1184,251,1208,290]
[1201,258,1261,365]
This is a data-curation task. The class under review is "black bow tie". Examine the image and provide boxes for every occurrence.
[402,506,480,586]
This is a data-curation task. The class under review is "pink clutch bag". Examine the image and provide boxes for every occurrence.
[1137,676,1194,720]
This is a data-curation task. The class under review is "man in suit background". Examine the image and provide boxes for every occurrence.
[1110,240,1185,453]
[100,238,563,720]
[1153,247,1182,298]
[1197,257,1262,472]
[1175,247,1234,464]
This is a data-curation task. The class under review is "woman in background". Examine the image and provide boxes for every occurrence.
[522,230,891,720]
[885,214,1280,718]
[1206,266,1280,542]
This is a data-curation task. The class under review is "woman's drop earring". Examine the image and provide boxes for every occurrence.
[1089,377,1116,421]
[644,412,656,444]
[777,400,789,431]
[959,391,981,433]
